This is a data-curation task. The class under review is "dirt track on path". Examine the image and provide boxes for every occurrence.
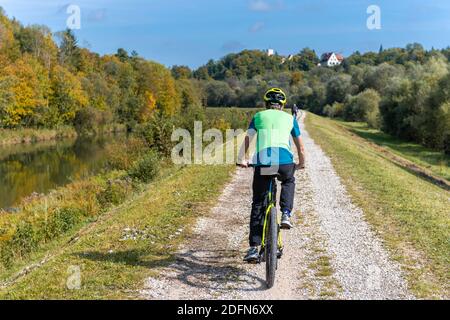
[140,114,412,300]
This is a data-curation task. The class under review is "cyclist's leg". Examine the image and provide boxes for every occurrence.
[249,166,270,247]
[278,164,296,215]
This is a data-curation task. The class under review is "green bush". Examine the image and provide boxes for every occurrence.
[343,89,381,128]
[104,137,148,170]
[9,221,38,261]
[43,207,85,240]
[0,245,14,269]
[0,207,86,268]
[139,113,176,157]
[324,102,344,118]
[128,150,160,183]
[73,107,114,136]
[97,178,133,207]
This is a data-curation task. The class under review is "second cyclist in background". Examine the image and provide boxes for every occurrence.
[291,104,299,119]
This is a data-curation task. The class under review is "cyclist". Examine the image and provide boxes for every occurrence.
[238,88,306,263]
[291,103,299,119]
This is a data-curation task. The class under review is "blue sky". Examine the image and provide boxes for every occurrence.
[1,0,449,68]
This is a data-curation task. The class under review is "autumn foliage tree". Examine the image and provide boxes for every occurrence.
[0,55,49,127]
[135,60,180,116]
[0,8,189,132]
[47,65,87,126]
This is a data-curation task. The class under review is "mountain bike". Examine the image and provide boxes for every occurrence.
[261,173,283,288]
[239,164,283,289]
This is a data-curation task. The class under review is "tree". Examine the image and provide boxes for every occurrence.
[203,80,236,107]
[57,29,81,71]
[171,65,192,79]
[406,43,426,64]
[176,79,201,110]
[47,65,88,126]
[324,102,344,118]
[416,59,450,149]
[14,25,57,69]
[307,80,327,114]
[343,89,381,127]
[115,60,139,125]
[400,57,448,145]
[0,55,49,127]
[0,8,20,61]
[73,106,113,135]
[346,51,378,66]
[139,91,157,122]
[294,48,319,71]
[135,60,180,116]
[115,48,129,62]
[363,63,404,94]
[326,74,352,105]
[195,50,285,80]
[194,66,210,80]
[290,71,303,86]
[82,72,114,111]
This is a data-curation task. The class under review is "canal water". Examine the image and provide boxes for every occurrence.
[0,135,125,209]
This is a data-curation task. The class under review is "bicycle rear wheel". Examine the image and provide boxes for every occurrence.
[265,206,278,288]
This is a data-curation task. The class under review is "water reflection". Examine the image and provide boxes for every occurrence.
[0,135,125,209]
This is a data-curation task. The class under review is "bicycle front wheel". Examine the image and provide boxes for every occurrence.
[265,206,278,288]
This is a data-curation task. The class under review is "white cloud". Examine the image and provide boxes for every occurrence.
[249,0,271,12]
[249,21,265,32]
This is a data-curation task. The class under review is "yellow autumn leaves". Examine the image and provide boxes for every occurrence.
[0,8,195,130]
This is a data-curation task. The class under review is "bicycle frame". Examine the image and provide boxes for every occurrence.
[261,177,283,250]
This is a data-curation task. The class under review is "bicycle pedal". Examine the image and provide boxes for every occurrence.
[244,258,260,264]
[259,249,265,262]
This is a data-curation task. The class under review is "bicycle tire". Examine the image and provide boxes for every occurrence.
[265,206,278,288]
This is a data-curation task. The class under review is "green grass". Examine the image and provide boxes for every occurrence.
[336,121,450,181]
[309,256,334,277]
[0,169,135,277]
[0,164,234,299]
[305,113,450,299]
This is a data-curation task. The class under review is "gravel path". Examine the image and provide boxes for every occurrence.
[140,114,412,300]
[301,118,412,300]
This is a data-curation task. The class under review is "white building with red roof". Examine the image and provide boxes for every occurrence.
[319,52,344,67]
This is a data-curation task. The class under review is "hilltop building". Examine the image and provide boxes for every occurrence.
[266,49,275,56]
[319,52,344,67]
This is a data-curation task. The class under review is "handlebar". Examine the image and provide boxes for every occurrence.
[236,163,305,169]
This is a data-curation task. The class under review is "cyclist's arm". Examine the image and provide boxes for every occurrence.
[237,119,256,166]
[291,118,305,169]
[293,136,305,169]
